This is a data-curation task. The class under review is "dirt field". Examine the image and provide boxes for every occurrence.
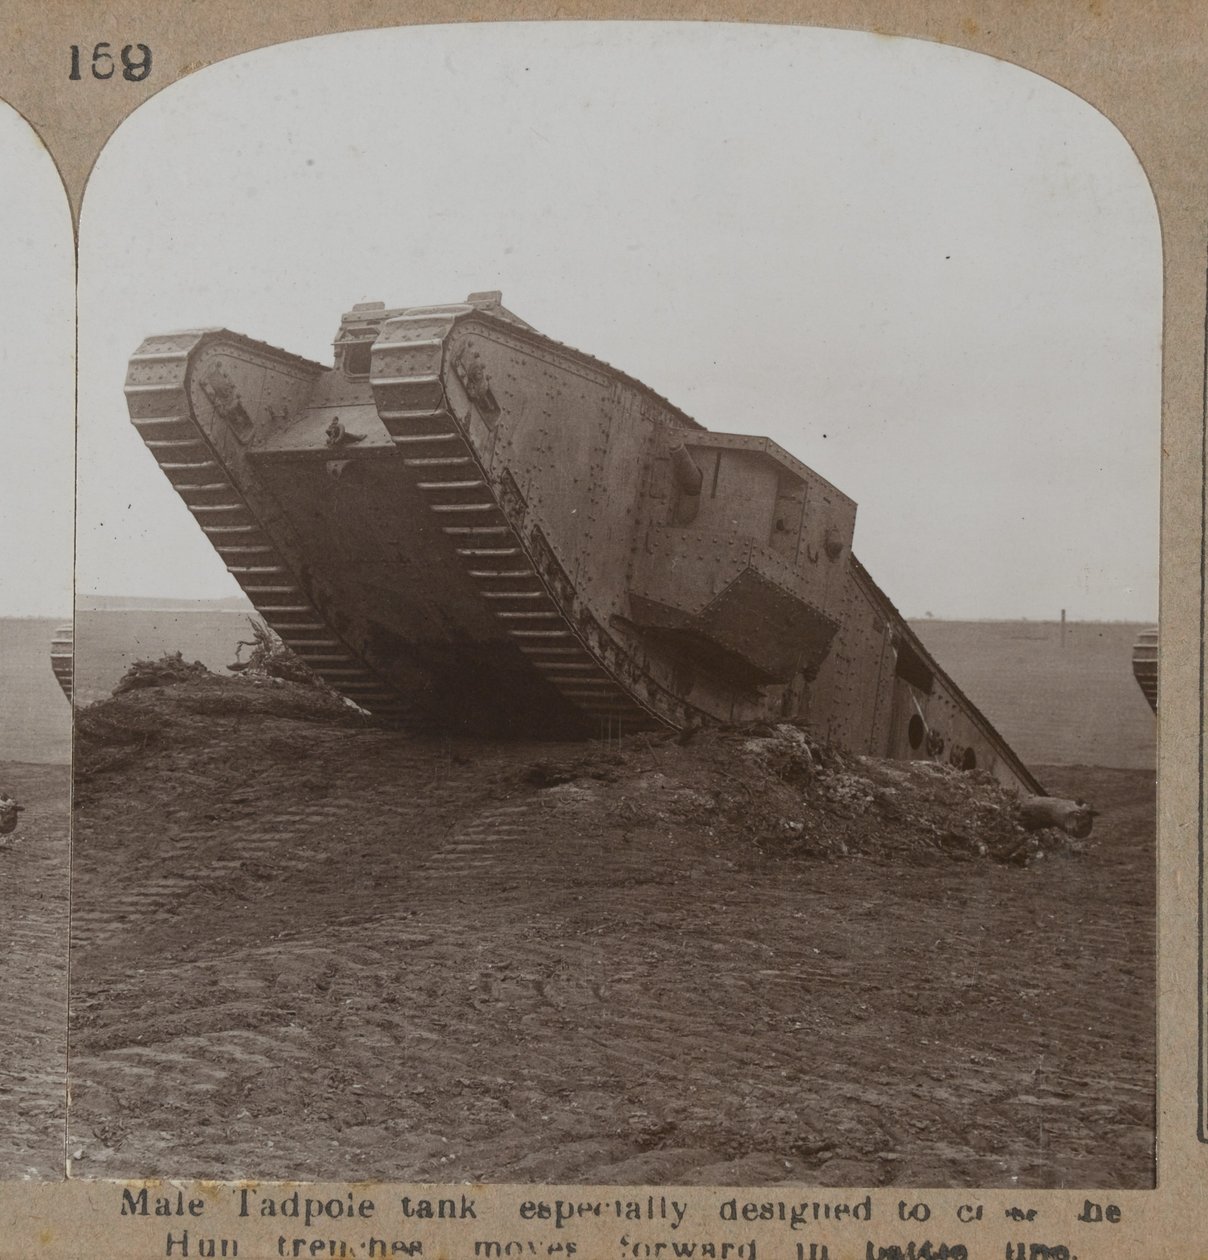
[0,761,69,1178]
[68,676,1154,1187]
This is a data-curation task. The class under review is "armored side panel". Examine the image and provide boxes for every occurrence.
[845,563,1038,788]
[125,293,1042,793]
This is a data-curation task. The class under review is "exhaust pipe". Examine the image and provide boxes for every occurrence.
[669,442,702,524]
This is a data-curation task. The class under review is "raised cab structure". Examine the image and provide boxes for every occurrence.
[126,292,1042,793]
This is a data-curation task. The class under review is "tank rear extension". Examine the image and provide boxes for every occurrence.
[126,291,1052,800]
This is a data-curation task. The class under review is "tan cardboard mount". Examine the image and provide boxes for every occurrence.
[0,2,1203,1257]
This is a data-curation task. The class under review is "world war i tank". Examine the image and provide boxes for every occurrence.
[1131,626,1158,713]
[49,624,73,701]
[125,291,1043,794]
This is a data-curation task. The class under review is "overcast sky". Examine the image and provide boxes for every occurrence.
[78,22,1160,620]
[0,104,73,617]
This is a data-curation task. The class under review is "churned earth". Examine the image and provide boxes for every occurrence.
[68,670,1154,1187]
[0,760,69,1179]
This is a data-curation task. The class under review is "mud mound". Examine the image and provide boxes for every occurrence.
[75,666,371,785]
[520,723,1080,867]
[113,651,210,694]
[79,670,1079,867]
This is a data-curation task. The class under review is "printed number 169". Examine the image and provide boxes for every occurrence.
[69,43,152,82]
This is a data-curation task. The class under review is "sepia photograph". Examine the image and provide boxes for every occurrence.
[0,98,74,1180]
[69,22,1158,1188]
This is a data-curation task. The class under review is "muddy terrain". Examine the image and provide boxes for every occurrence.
[0,761,69,1178]
[68,670,1154,1187]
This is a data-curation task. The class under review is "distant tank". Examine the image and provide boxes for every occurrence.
[1131,626,1158,713]
[50,624,73,701]
[125,292,1043,794]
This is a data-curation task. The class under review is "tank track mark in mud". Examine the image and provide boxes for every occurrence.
[124,332,421,724]
[126,293,1047,787]
[1131,627,1158,713]
[50,625,73,702]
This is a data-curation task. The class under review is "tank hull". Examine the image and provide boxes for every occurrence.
[126,295,1042,793]
[50,624,72,701]
[1132,626,1158,713]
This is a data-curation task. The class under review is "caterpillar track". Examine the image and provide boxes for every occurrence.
[367,304,658,732]
[126,292,1044,792]
[124,333,419,723]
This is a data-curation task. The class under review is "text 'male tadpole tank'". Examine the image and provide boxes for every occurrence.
[125,291,1042,794]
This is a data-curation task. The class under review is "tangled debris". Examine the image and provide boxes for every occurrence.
[112,651,210,694]
[525,722,1087,867]
[230,618,330,689]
